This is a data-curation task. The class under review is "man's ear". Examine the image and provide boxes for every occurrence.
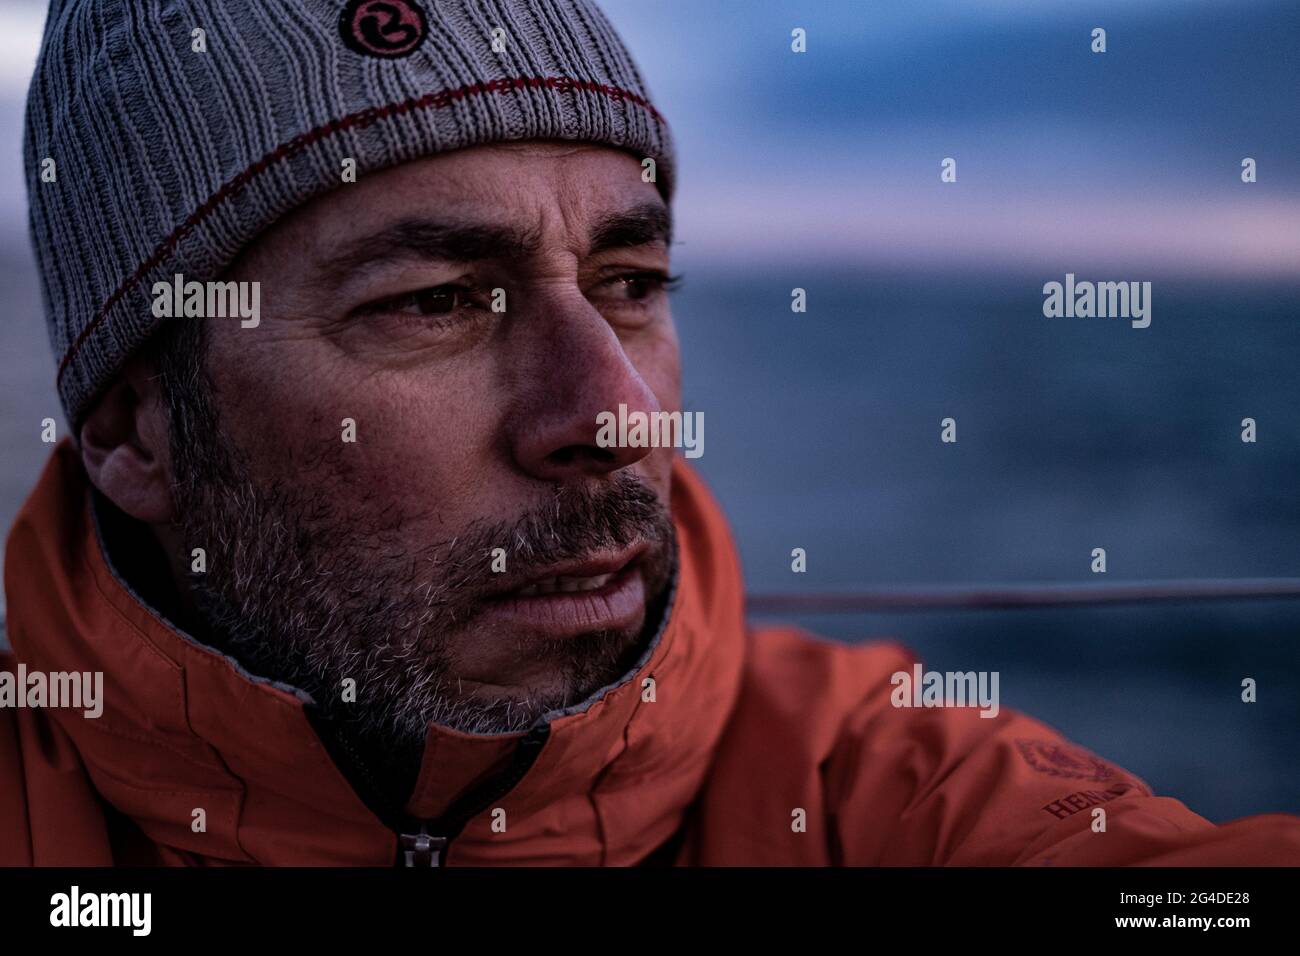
[79,355,175,524]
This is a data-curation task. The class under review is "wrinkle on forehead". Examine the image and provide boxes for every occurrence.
[341,141,652,226]
[242,143,665,282]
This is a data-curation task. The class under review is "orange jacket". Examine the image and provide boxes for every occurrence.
[2,442,1298,865]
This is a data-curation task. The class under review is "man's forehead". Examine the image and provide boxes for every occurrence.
[296,142,668,265]
[312,203,671,281]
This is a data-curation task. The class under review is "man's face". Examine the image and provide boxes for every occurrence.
[169,142,681,741]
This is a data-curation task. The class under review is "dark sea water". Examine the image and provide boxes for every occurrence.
[674,266,1300,822]
[2,252,1297,822]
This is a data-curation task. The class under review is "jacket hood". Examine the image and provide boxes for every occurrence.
[4,442,746,865]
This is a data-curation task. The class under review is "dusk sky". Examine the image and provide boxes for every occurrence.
[2,0,1297,273]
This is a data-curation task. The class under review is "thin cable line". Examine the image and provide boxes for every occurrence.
[746,578,1300,613]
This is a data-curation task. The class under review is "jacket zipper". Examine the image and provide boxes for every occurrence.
[395,722,551,866]
[398,825,449,867]
[311,712,551,867]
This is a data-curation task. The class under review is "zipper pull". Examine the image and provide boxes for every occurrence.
[398,825,448,867]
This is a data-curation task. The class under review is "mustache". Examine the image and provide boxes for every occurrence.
[418,472,675,609]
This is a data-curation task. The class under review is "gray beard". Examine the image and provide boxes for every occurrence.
[172,451,676,744]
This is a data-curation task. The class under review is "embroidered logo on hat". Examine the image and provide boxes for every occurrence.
[340,0,428,58]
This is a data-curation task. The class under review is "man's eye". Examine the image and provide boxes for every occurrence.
[603,272,681,302]
[400,285,467,315]
[356,284,478,321]
[412,287,459,314]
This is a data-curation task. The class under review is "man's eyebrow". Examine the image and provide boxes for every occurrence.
[588,202,673,254]
[320,203,671,277]
[319,218,542,274]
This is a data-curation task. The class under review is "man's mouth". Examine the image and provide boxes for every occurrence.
[481,546,649,638]
[515,573,618,596]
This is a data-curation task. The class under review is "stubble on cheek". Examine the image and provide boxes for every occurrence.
[176,406,675,740]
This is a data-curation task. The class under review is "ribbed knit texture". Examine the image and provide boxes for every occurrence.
[24,0,674,426]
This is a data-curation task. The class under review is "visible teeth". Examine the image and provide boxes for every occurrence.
[517,573,614,596]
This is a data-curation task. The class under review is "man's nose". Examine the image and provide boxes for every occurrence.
[510,303,662,482]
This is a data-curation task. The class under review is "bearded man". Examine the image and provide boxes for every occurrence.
[3,0,1297,866]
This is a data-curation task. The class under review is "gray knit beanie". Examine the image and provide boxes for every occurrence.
[24,0,674,427]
